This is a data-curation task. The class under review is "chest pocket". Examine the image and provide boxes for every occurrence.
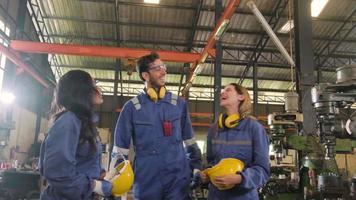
[133,120,154,145]
[164,106,182,142]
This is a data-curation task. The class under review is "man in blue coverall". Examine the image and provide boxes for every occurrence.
[112,52,202,200]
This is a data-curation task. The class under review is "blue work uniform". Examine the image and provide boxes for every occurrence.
[206,117,270,200]
[39,111,102,200]
[114,91,199,200]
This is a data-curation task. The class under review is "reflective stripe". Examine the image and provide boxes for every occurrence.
[112,146,129,156]
[171,94,178,106]
[131,97,141,110]
[212,139,252,145]
[184,137,196,146]
[131,94,178,111]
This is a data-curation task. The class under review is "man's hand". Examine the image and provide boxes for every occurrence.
[104,167,117,181]
[214,174,242,188]
[200,171,210,184]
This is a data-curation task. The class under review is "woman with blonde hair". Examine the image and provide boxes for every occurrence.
[201,83,270,200]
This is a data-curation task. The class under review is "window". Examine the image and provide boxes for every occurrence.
[0,18,10,91]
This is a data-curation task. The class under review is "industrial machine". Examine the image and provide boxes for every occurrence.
[311,65,356,199]
[264,65,356,199]
[264,92,304,198]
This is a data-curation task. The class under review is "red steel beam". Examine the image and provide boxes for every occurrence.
[10,40,201,63]
[182,0,241,94]
[0,45,49,88]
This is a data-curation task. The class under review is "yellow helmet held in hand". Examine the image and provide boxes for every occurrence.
[111,160,134,196]
[203,158,244,190]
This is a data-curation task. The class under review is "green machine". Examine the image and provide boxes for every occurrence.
[263,66,356,200]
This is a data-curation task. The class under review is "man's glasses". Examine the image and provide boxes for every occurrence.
[148,64,167,72]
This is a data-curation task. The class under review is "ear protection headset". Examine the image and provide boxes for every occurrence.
[218,113,241,129]
[146,87,166,102]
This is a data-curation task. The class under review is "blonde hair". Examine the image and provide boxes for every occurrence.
[229,83,252,118]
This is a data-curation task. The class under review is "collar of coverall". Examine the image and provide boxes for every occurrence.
[219,117,249,131]
[139,90,171,104]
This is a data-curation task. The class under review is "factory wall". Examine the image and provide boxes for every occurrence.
[0,0,53,166]
[0,105,48,164]
[96,95,285,130]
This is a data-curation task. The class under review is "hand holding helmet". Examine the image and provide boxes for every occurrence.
[95,151,135,197]
[109,160,134,197]
[203,158,244,190]
[93,159,134,197]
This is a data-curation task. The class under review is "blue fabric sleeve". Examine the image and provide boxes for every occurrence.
[41,113,92,199]
[178,97,202,170]
[186,143,202,170]
[239,121,270,190]
[180,98,194,141]
[206,123,218,166]
[114,101,134,150]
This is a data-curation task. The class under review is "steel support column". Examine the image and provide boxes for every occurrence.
[178,0,203,97]
[16,0,27,39]
[293,0,316,134]
[214,0,223,122]
[109,0,121,167]
[253,63,258,116]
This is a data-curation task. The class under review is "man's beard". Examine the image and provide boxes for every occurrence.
[150,77,165,88]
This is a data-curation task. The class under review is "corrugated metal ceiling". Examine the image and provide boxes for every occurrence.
[26,0,356,102]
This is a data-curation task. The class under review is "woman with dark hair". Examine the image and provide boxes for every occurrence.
[39,70,112,199]
[201,83,270,200]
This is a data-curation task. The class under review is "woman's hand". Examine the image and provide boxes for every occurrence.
[214,174,242,188]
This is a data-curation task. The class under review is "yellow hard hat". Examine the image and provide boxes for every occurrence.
[111,160,134,196]
[203,158,244,190]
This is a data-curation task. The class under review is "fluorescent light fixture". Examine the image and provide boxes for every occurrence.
[278,20,294,33]
[144,0,159,4]
[214,19,230,40]
[311,0,329,17]
[193,63,204,75]
[0,91,15,104]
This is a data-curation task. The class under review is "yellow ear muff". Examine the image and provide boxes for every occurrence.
[158,86,166,99]
[146,87,158,102]
[218,113,226,129]
[146,87,166,102]
[218,113,240,129]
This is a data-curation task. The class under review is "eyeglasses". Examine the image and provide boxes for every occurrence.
[148,64,167,72]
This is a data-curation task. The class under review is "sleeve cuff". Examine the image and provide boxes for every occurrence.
[236,171,245,186]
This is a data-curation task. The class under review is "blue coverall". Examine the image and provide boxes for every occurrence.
[206,117,270,200]
[39,111,102,200]
[114,91,200,200]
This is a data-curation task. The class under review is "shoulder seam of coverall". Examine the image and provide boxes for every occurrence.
[130,96,141,110]
[131,93,179,111]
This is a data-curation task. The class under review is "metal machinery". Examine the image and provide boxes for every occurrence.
[263,92,304,198]
[311,65,356,199]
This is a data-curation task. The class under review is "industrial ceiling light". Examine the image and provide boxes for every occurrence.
[278,20,294,33]
[214,19,230,40]
[311,0,329,17]
[144,0,159,4]
[0,91,15,104]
